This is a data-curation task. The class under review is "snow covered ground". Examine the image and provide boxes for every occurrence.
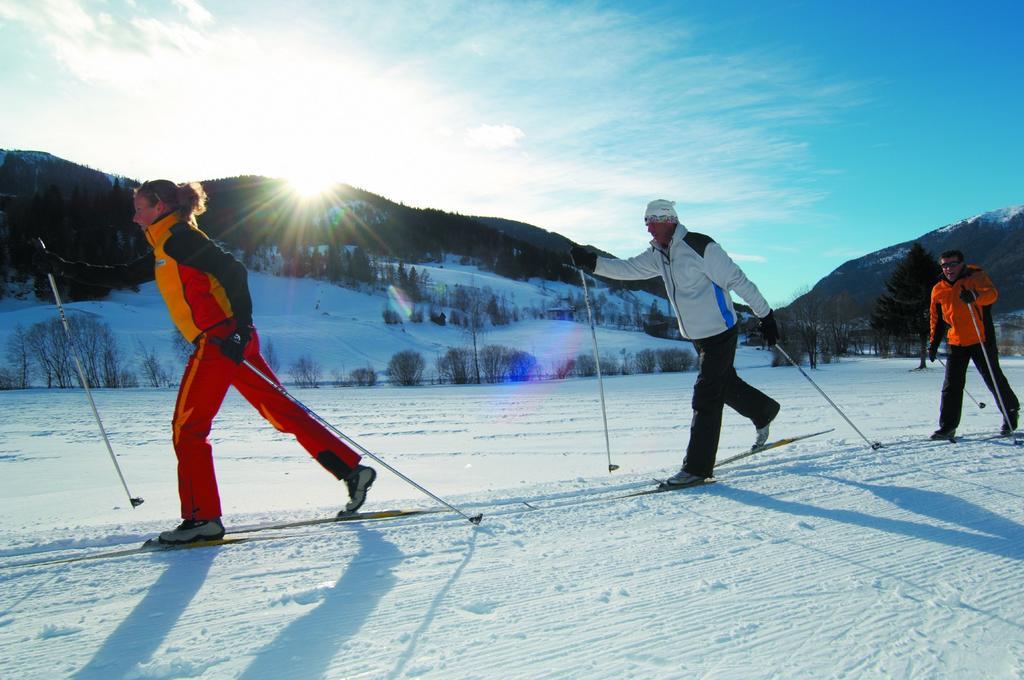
[2,352,1023,678]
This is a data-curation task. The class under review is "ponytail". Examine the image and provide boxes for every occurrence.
[136,179,208,225]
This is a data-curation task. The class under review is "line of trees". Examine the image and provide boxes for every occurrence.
[383,345,699,387]
[770,242,957,369]
[2,319,137,389]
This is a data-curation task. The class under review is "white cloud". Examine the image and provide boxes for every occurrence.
[464,124,525,151]
[0,0,861,269]
[173,0,213,26]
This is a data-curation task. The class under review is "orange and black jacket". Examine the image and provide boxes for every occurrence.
[61,212,252,342]
[929,265,997,348]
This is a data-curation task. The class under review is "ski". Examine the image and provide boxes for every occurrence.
[936,431,1024,445]
[228,507,444,535]
[520,429,836,509]
[599,429,835,502]
[652,477,716,492]
[717,428,836,467]
[4,508,442,570]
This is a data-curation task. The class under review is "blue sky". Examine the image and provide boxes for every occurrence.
[1,0,1021,305]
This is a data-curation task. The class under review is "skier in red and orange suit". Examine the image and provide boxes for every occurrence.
[38,180,376,544]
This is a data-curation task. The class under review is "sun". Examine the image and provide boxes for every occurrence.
[286,172,337,198]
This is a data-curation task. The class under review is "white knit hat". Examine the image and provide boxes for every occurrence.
[644,199,678,223]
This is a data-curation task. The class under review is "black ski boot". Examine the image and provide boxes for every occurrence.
[341,465,377,515]
[930,428,956,442]
[1001,409,1019,436]
[663,469,708,488]
[158,518,225,545]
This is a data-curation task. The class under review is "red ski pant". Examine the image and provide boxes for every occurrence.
[172,326,361,520]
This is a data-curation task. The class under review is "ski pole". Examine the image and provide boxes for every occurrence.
[965,302,1015,432]
[774,344,882,450]
[936,356,985,409]
[37,239,144,508]
[578,268,618,473]
[226,346,482,524]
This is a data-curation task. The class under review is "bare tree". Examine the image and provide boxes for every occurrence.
[437,346,474,384]
[349,366,378,386]
[71,316,105,387]
[262,336,281,373]
[574,353,597,377]
[0,367,16,390]
[170,329,195,365]
[388,350,425,386]
[635,349,657,374]
[136,338,171,387]
[783,287,825,369]
[462,293,486,384]
[822,292,860,360]
[26,320,73,387]
[5,324,31,388]
[506,350,538,382]
[479,344,512,383]
[657,348,696,372]
[289,354,322,388]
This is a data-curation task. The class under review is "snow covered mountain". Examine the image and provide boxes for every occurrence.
[0,149,701,387]
[0,149,131,198]
[0,256,689,387]
[792,205,1024,313]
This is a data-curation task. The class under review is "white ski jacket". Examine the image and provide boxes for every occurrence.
[594,225,770,341]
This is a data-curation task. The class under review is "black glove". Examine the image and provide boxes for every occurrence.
[928,342,939,363]
[959,288,977,304]
[759,310,779,347]
[570,246,597,273]
[219,322,252,363]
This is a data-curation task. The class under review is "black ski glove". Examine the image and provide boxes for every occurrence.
[928,341,939,363]
[759,310,779,347]
[219,322,252,364]
[959,288,977,304]
[570,246,597,273]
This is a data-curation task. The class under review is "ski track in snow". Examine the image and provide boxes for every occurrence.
[1,357,1023,678]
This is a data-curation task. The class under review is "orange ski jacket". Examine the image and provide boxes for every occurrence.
[62,212,252,342]
[929,265,997,347]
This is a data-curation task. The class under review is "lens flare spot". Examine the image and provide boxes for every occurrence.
[388,285,414,319]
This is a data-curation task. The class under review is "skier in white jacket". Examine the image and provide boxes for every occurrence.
[571,199,780,487]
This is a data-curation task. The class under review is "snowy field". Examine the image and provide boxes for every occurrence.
[2,352,1023,678]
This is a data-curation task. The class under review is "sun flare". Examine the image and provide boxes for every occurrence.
[286,173,336,198]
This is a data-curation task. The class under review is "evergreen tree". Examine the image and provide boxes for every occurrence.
[870,242,941,368]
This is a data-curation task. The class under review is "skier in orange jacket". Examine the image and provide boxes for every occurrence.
[38,180,376,543]
[928,249,1018,440]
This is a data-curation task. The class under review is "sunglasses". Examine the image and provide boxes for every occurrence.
[939,261,963,269]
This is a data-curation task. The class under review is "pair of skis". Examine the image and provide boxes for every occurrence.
[648,427,834,493]
[930,431,1023,445]
[7,429,834,569]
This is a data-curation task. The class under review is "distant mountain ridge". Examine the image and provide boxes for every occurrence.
[0,148,667,300]
[790,205,1024,314]
[0,149,133,198]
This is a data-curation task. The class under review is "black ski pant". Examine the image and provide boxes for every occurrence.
[684,326,780,478]
[939,341,1019,432]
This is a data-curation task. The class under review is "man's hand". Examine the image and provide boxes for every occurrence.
[928,342,939,363]
[759,310,779,347]
[569,246,597,273]
[959,287,977,304]
[219,322,252,363]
